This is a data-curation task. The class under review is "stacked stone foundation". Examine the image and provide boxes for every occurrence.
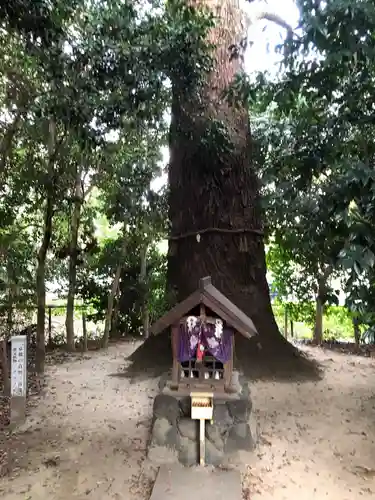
[147,371,258,466]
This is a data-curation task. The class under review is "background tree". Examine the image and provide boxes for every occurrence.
[0,0,216,377]
[239,0,375,344]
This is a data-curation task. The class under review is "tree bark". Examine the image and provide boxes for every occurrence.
[126,1,318,380]
[6,259,16,335]
[82,310,88,352]
[102,265,122,348]
[168,0,282,350]
[0,108,25,175]
[48,306,52,348]
[313,296,323,345]
[35,195,53,373]
[35,118,55,374]
[352,317,360,350]
[110,298,121,338]
[65,166,83,352]
[313,279,325,345]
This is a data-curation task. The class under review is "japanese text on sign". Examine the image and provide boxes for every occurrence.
[11,335,27,397]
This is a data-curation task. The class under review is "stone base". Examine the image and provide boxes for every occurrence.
[147,372,258,466]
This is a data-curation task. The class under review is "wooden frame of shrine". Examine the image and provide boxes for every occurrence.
[149,276,258,394]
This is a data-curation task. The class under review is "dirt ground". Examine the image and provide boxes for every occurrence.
[0,342,374,500]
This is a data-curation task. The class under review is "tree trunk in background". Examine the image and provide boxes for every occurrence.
[6,271,15,336]
[313,297,323,345]
[102,231,127,348]
[284,306,288,339]
[36,194,53,373]
[110,297,122,338]
[0,339,10,396]
[313,280,324,345]
[142,301,150,340]
[139,244,150,339]
[65,167,83,352]
[353,317,360,349]
[82,310,88,352]
[102,265,122,348]
[48,306,52,348]
[168,0,284,351]
[35,118,55,374]
[0,108,26,175]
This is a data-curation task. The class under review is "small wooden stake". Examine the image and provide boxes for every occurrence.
[199,418,205,466]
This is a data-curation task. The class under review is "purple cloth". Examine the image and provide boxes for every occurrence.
[177,317,233,364]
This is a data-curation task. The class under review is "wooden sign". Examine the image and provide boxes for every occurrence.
[191,392,213,420]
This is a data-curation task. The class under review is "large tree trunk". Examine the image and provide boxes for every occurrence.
[126,0,319,380]
[65,166,83,352]
[168,0,283,351]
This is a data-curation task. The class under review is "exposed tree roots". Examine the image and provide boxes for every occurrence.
[124,333,322,382]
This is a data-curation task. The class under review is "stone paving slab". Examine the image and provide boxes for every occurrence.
[149,465,242,500]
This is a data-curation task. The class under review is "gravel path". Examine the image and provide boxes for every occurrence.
[0,342,159,500]
[0,342,374,499]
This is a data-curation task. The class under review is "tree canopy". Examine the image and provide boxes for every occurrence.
[242,0,375,340]
[2,0,375,375]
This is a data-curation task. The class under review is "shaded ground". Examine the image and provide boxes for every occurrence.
[0,342,375,499]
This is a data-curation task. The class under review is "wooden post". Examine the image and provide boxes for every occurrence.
[199,418,205,466]
[48,306,52,348]
[82,310,88,352]
[10,335,27,426]
[171,325,179,389]
[224,332,234,392]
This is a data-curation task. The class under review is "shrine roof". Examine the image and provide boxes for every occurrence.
[149,276,258,339]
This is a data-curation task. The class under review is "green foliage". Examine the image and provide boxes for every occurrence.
[77,233,168,335]
[241,0,375,337]
[324,306,354,340]
[164,0,215,90]
[0,0,214,346]
[8,0,375,348]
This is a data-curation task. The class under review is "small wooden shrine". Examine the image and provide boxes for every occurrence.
[150,276,258,394]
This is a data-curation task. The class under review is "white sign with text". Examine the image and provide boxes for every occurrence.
[11,335,27,397]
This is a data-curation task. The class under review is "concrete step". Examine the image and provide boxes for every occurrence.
[149,464,242,500]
